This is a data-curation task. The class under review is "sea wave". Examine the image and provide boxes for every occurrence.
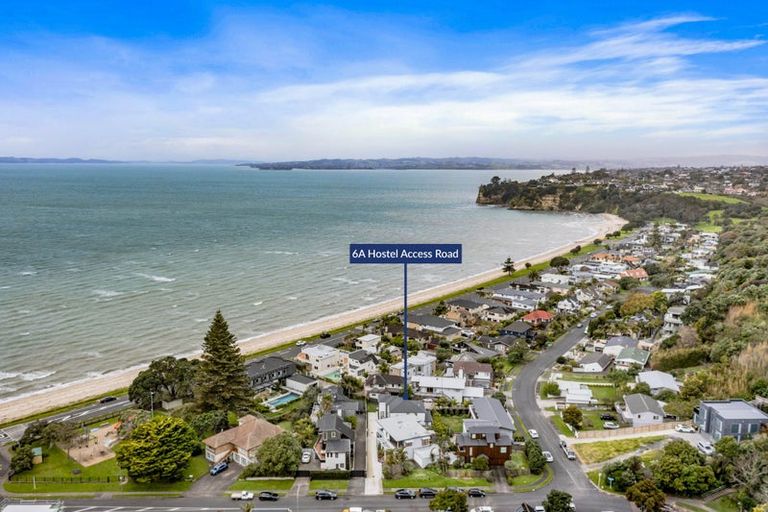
[93,289,124,298]
[19,271,37,276]
[0,372,19,380]
[19,370,56,381]
[252,301,264,306]
[264,250,298,255]
[135,273,176,283]
[332,277,359,285]
[85,351,103,358]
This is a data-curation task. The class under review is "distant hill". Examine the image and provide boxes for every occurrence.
[239,157,582,170]
[0,156,123,164]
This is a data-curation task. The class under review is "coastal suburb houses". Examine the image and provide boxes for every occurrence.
[203,415,284,466]
[456,397,516,465]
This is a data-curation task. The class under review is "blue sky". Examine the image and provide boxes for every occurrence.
[0,1,767,160]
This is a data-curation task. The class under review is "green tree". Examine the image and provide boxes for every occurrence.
[186,410,230,438]
[340,373,364,398]
[541,382,561,397]
[562,405,583,430]
[503,257,516,276]
[433,300,448,316]
[674,464,717,496]
[472,454,490,471]
[129,356,197,410]
[195,310,252,412]
[550,256,569,269]
[293,417,317,447]
[243,432,302,477]
[529,269,542,281]
[634,382,653,396]
[430,489,468,512]
[543,489,573,512]
[10,444,34,474]
[115,415,198,483]
[626,479,666,512]
[526,439,546,475]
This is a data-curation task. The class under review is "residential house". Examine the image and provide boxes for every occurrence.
[411,375,484,401]
[637,371,680,394]
[477,335,520,354]
[376,415,434,465]
[620,268,649,281]
[482,306,516,323]
[456,397,516,465]
[446,299,488,324]
[451,361,494,388]
[348,349,377,378]
[522,310,554,326]
[557,298,580,314]
[615,347,651,370]
[245,357,297,391]
[285,374,318,394]
[378,394,431,426]
[492,289,545,311]
[575,352,613,373]
[407,314,460,338]
[556,381,595,405]
[540,272,574,285]
[317,413,355,470]
[203,415,284,466]
[662,306,685,336]
[499,321,534,339]
[391,351,436,380]
[693,400,768,442]
[356,333,381,354]
[618,394,665,427]
[323,439,352,470]
[603,336,639,357]
[365,374,404,399]
[297,344,348,378]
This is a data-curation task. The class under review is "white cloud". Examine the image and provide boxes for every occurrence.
[0,13,766,160]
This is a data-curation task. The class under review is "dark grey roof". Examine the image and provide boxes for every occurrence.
[287,374,316,385]
[606,336,638,348]
[409,314,455,329]
[471,397,515,431]
[380,394,426,415]
[502,321,533,334]
[625,393,665,416]
[580,352,613,368]
[246,356,295,377]
[365,374,404,387]
[325,438,352,453]
[349,349,375,362]
[449,299,484,310]
[318,413,355,440]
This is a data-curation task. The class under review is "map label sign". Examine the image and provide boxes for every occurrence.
[349,243,462,264]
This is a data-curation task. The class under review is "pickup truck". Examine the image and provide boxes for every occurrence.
[231,491,254,500]
[560,440,577,460]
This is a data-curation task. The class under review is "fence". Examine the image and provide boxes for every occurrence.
[8,475,123,484]
[576,422,675,439]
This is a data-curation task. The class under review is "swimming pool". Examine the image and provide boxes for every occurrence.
[265,391,300,408]
[324,370,342,382]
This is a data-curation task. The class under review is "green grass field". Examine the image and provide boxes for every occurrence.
[550,415,575,437]
[678,192,746,204]
[229,479,295,492]
[709,495,740,512]
[308,479,349,493]
[586,470,623,494]
[383,469,490,489]
[573,436,665,464]
[588,384,621,403]
[439,415,468,434]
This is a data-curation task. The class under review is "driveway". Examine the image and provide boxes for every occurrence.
[186,465,239,497]
[364,412,383,495]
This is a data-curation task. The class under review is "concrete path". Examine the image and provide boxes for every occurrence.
[364,412,383,495]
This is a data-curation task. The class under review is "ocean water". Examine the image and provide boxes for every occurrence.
[0,165,599,400]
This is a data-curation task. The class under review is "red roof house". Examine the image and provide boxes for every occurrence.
[522,310,554,326]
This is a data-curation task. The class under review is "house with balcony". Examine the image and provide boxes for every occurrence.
[693,400,768,441]
[245,357,297,391]
[376,415,435,466]
[456,397,516,465]
[296,344,348,378]
[390,351,436,380]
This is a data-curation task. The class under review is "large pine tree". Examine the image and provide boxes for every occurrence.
[195,310,253,412]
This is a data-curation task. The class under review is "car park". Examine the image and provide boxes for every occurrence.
[209,461,228,475]
[395,489,417,499]
[603,421,619,429]
[697,441,715,455]
[675,424,696,433]
[231,491,254,500]
[528,429,539,439]
[467,488,486,498]
[302,448,313,463]
[419,488,437,498]
[542,450,554,462]
[258,492,279,501]
[315,490,338,500]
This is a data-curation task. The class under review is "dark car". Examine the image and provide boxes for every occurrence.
[395,489,417,499]
[209,461,228,475]
[419,488,438,498]
[99,396,117,404]
[315,490,338,501]
[258,492,279,501]
[467,488,486,498]
[600,413,616,421]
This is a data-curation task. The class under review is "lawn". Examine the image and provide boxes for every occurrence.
[581,410,613,431]
[309,479,349,493]
[588,385,621,403]
[230,479,295,492]
[558,373,609,383]
[709,495,740,512]
[677,503,709,512]
[508,473,539,486]
[550,415,575,437]
[573,436,665,464]
[506,451,528,471]
[586,470,623,495]
[383,469,490,489]
[440,415,468,434]
[3,446,208,494]
[677,192,746,204]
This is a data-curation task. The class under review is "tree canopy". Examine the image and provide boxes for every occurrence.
[241,432,302,477]
[129,356,197,410]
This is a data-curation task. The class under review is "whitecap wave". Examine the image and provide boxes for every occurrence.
[93,289,123,298]
[194,318,208,323]
[253,301,263,306]
[19,332,31,336]
[0,372,20,380]
[135,273,176,283]
[85,351,103,358]
[287,296,298,300]
[332,277,359,285]
[19,370,56,381]
[0,385,17,393]
[19,271,37,276]
[0,285,11,289]
[264,250,298,255]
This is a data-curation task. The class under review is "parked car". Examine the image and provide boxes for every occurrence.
[560,440,576,460]
[603,421,619,429]
[258,492,279,501]
[577,323,584,328]
[395,489,417,500]
[467,488,486,498]
[320,331,331,338]
[231,491,254,500]
[99,395,117,404]
[419,488,437,498]
[542,451,554,463]
[301,449,313,463]
[675,424,696,433]
[209,461,228,475]
[528,429,539,439]
[697,441,715,456]
[296,340,307,347]
[315,490,338,500]
[470,507,494,512]
[600,413,617,421]
[535,506,545,512]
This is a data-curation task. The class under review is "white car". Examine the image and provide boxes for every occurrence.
[231,491,254,501]
[470,507,494,512]
[295,340,307,347]
[542,451,554,463]
[697,441,715,456]
[675,424,696,433]
[535,507,545,512]
[603,421,619,429]
[528,429,539,439]
[301,449,313,463]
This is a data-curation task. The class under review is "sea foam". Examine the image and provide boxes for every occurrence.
[135,273,176,283]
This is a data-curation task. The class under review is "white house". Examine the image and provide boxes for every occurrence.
[637,371,681,394]
[391,351,436,379]
[603,336,639,357]
[619,393,665,427]
[376,416,434,462]
[575,353,613,373]
[347,349,377,378]
[615,347,651,370]
[411,375,484,401]
[356,334,381,354]
[285,374,318,394]
[557,298,580,314]
[662,306,685,336]
[296,344,347,378]
[540,273,574,285]
[322,439,351,470]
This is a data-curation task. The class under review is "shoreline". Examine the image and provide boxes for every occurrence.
[0,213,626,425]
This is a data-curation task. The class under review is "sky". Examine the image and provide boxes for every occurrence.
[0,0,767,161]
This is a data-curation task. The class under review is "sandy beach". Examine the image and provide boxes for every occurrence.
[0,213,626,425]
